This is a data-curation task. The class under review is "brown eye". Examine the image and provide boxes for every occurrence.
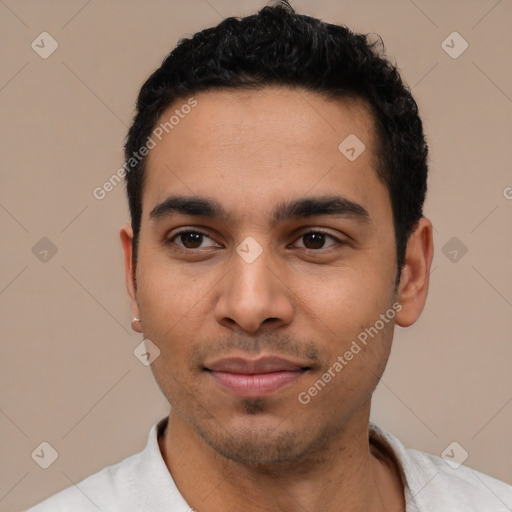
[179,232,204,249]
[294,231,339,250]
[167,230,218,250]
[303,232,327,249]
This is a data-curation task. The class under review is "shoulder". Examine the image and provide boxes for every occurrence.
[24,417,189,512]
[405,448,512,511]
[24,450,145,512]
[369,422,512,512]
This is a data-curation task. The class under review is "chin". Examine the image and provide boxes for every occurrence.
[193,409,321,465]
[203,428,304,465]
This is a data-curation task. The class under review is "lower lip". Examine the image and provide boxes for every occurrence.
[208,370,305,398]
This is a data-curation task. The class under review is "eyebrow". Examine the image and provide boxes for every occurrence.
[149,194,370,227]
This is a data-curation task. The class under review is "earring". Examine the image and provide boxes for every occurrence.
[131,317,142,332]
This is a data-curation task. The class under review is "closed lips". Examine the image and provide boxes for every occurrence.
[204,356,310,374]
[204,356,311,398]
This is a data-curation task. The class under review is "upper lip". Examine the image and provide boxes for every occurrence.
[205,356,310,374]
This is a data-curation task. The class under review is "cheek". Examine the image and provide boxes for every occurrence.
[292,259,397,393]
[296,259,395,329]
[137,268,205,407]
[135,254,216,376]
[136,245,205,324]
[297,320,395,419]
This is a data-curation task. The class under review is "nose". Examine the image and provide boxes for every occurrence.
[214,245,294,333]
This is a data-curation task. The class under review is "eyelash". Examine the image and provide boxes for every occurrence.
[165,228,344,252]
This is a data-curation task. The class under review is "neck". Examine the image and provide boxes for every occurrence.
[158,403,405,512]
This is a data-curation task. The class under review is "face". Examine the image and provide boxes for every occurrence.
[122,87,425,465]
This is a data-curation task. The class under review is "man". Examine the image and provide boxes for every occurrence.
[27,2,511,511]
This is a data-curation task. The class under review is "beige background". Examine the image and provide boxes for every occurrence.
[1,0,511,510]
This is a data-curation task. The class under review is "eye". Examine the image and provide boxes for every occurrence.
[292,230,340,250]
[166,230,219,250]
[166,229,343,252]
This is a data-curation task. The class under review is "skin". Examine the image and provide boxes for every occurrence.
[120,86,433,512]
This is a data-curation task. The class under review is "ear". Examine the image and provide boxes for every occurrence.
[395,217,434,327]
[120,223,142,333]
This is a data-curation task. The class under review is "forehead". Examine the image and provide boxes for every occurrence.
[142,86,388,224]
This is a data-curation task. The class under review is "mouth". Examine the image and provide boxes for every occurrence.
[204,355,311,398]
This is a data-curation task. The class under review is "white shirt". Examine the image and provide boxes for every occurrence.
[26,416,512,511]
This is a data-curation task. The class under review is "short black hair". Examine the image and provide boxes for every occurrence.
[124,1,428,282]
